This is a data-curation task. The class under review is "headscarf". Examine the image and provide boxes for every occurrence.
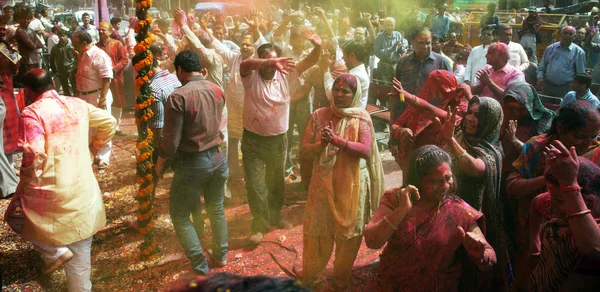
[501,82,556,136]
[393,70,468,136]
[319,73,385,237]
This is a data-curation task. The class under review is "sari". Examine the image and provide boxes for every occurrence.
[508,134,600,256]
[454,96,512,291]
[302,74,384,286]
[303,74,385,237]
[375,191,483,292]
[391,70,469,169]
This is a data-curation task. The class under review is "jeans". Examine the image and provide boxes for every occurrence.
[242,130,287,233]
[31,237,93,292]
[169,147,229,275]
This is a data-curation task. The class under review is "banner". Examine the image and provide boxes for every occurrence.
[93,0,110,26]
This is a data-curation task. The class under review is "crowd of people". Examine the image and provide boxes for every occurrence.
[1,1,600,291]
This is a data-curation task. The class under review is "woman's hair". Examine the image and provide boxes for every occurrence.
[405,145,453,189]
[167,272,309,292]
[548,100,600,135]
[545,158,600,200]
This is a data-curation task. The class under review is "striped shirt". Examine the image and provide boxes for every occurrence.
[148,70,181,129]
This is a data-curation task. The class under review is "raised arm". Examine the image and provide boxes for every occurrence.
[273,11,300,39]
[364,187,419,249]
[437,109,486,177]
[240,56,296,77]
[295,30,322,74]
[545,140,600,261]
[363,12,376,47]
[314,7,335,39]
[243,8,261,42]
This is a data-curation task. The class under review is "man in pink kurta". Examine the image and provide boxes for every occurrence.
[471,42,525,100]
[98,21,128,135]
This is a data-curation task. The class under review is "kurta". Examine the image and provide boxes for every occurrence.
[98,38,128,108]
[15,90,116,245]
[303,107,372,238]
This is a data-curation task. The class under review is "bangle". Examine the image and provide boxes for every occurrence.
[458,150,468,159]
[529,252,541,256]
[382,216,398,231]
[413,97,420,106]
[566,209,591,219]
[560,185,581,193]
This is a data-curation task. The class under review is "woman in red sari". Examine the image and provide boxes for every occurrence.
[388,70,471,170]
[364,145,497,291]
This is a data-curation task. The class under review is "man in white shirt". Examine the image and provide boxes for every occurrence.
[465,25,493,85]
[239,33,321,245]
[324,40,369,108]
[496,25,530,71]
[28,9,46,68]
[73,31,114,169]
[76,13,99,43]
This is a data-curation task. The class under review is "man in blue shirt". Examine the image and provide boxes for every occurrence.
[561,73,600,108]
[431,4,452,41]
[374,17,405,82]
[537,26,586,98]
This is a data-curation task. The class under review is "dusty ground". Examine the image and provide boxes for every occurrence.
[0,110,402,291]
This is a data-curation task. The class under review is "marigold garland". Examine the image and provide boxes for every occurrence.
[133,0,158,259]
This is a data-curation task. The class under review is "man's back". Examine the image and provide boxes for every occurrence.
[161,76,225,156]
[18,90,116,246]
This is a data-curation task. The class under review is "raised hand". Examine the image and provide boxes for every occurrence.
[388,77,414,103]
[543,140,579,187]
[397,185,420,210]
[198,13,209,31]
[434,106,458,142]
[318,48,333,70]
[505,119,518,140]
[270,57,296,74]
[174,8,187,27]
[304,29,322,47]
[362,12,371,22]
[244,8,259,30]
[458,226,488,262]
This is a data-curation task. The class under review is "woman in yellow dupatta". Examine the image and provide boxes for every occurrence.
[300,73,384,289]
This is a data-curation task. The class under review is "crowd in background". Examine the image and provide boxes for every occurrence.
[1,1,600,291]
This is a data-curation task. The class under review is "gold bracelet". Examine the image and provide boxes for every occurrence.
[383,216,398,231]
[566,209,591,219]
